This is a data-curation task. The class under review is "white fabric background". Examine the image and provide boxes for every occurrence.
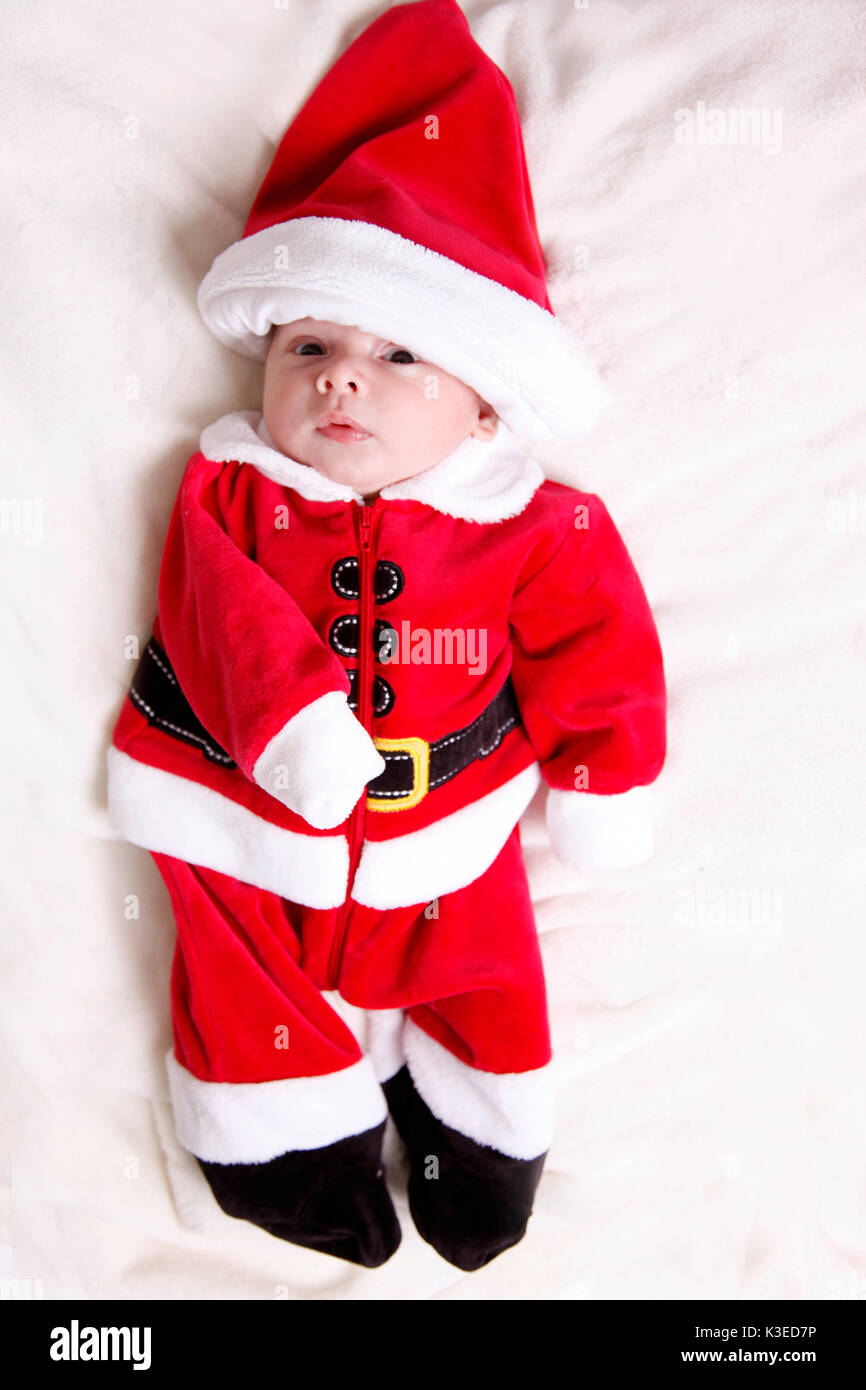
[2,0,865,1300]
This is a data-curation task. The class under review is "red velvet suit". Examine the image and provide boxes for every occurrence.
[107,409,666,1182]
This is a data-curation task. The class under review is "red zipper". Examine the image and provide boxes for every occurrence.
[327,501,377,989]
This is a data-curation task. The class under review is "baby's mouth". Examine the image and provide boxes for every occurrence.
[317,424,371,442]
[316,412,372,443]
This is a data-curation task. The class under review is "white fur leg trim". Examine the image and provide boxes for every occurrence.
[545,784,655,871]
[196,217,612,443]
[251,691,385,830]
[364,1009,406,1083]
[106,745,349,909]
[165,1050,387,1163]
[350,762,541,910]
[403,1019,554,1161]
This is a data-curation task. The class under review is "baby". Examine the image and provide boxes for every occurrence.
[263,318,499,502]
[107,0,667,1273]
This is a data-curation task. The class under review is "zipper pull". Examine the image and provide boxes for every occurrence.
[359,507,372,550]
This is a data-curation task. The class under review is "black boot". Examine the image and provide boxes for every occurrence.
[383,1066,546,1272]
[196,1119,401,1268]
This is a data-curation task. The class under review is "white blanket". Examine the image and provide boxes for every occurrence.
[3,0,865,1300]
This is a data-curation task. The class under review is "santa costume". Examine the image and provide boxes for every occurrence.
[106,0,667,1271]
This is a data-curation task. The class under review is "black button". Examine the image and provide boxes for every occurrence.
[330,616,401,660]
[328,614,358,657]
[331,556,358,599]
[374,677,395,716]
[345,670,395,717]
[330,556,405,604]
[374,560,404,604]
[374,619,398,661]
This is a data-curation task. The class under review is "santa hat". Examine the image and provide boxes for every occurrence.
[197,0,610,443]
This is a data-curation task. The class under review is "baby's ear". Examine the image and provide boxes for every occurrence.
[472,398,499,440]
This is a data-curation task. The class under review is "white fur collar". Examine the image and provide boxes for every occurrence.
[198,410,544,523]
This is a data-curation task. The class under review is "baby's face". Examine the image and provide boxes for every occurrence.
[262,318,497,498]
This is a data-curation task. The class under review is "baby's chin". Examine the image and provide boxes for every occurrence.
[311,461,398,493]
[305,437,416,488]
[262,417,436,491]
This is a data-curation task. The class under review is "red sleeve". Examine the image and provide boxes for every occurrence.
[508,492,667,795]
[156,452,351,781]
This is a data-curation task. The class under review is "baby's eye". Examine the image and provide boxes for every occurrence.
[292,340,324,356]
[384,346,420,364]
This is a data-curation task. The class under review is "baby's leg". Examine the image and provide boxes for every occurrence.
[150,851,400,1268]
[381,826,554,1271]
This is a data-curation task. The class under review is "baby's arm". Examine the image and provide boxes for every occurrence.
[156,452,384,829]
[508,493,667,873]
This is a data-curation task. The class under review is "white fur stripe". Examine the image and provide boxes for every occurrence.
[200,410,361,502]
[350,762,542,909]
[106,745,349,909]
[199,409,546,525]
[402,1018,555,1161]
[545,784,654,871]
[165,1050,387,1163]
[107,744,540,911]
[196,217,612,443]
[364,1008,407,1083]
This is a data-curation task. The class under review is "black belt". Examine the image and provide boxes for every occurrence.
[365,682,520,811]
[129,636,237,767]
[128,636,521,809]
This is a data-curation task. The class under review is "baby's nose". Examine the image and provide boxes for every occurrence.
[316,358,362,393]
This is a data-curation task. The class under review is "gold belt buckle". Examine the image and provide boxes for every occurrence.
[366,736,430,812]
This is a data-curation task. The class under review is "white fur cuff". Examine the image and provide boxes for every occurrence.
[546,785,655,872]
[252,691,386,829]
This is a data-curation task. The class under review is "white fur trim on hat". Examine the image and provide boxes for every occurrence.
[196,217,612,444]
